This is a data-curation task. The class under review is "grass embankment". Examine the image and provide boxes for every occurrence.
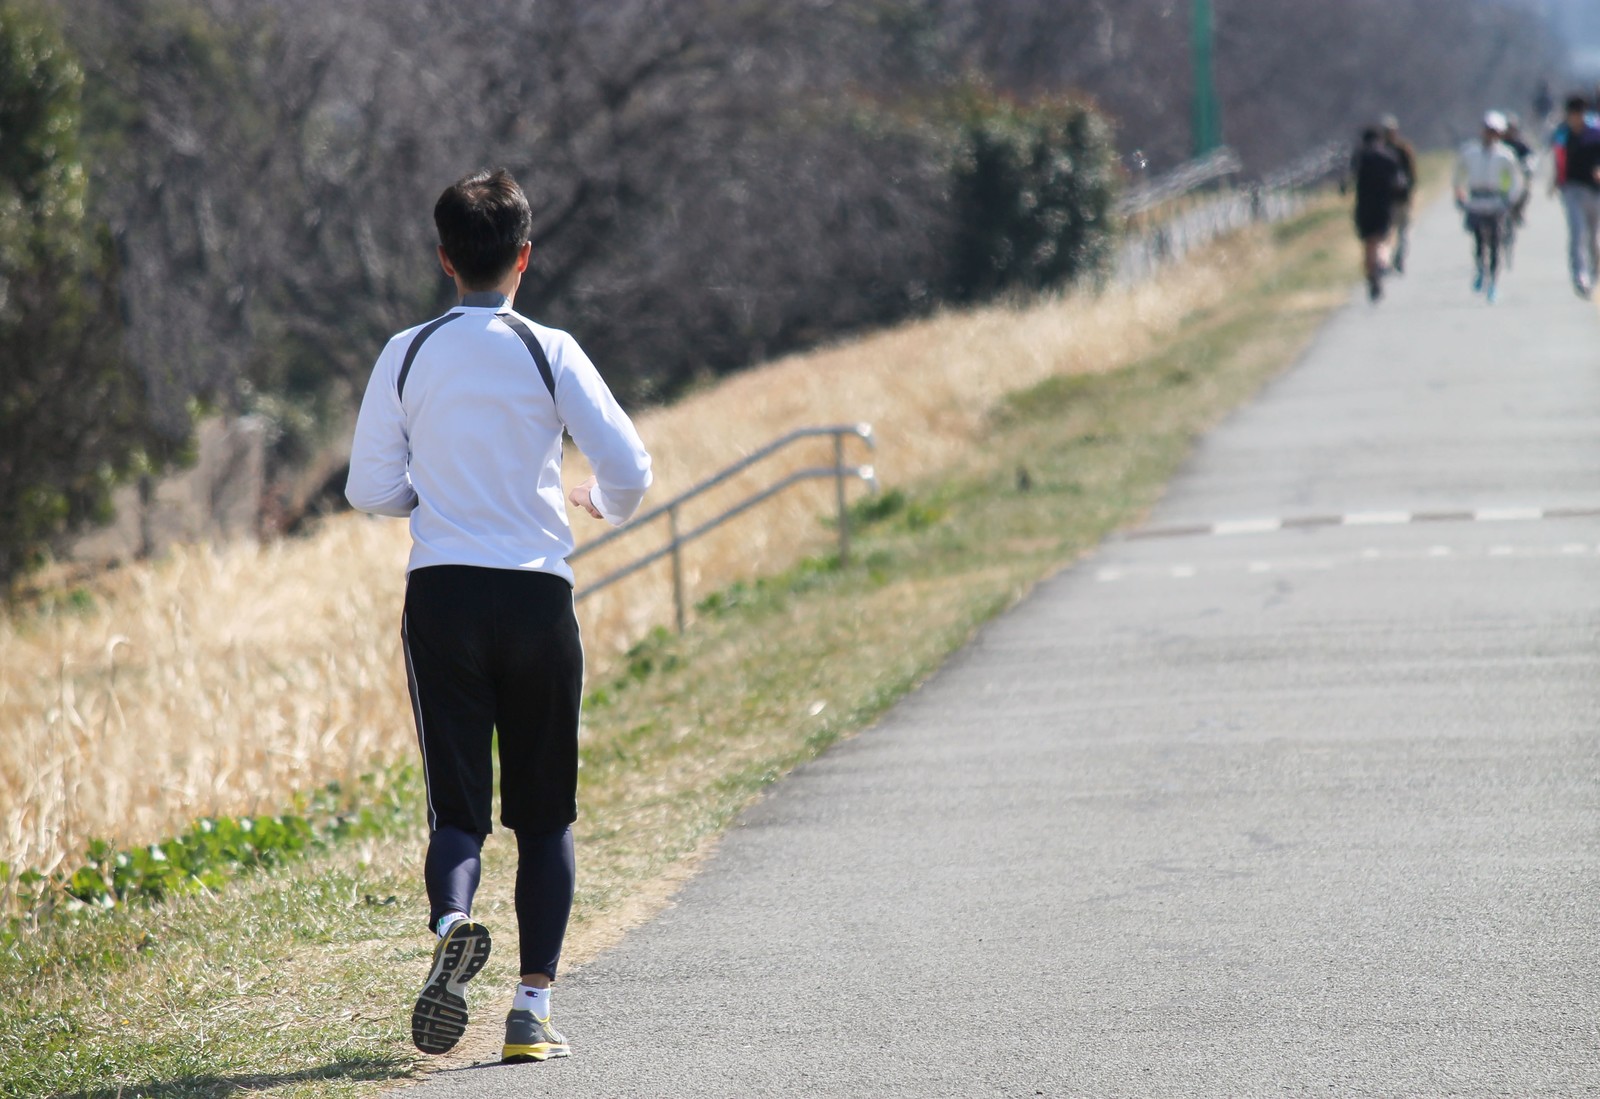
[0,194,1357,1098]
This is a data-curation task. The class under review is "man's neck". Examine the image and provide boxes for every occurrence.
[456,270,521,305]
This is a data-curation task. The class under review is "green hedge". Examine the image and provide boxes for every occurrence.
[945,87,1120,302]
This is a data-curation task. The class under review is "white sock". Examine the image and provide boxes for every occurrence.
[435,911,469,939]
[512,983,552,1019]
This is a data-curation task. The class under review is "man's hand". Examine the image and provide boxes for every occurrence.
[569,476,604,520]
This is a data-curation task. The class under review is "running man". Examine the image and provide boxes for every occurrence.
[1452,112,1525,303]
[1379,115,1417,274]
[1551,95,1600,297]
[1352,127,1405,302]
[346,168,653,1063]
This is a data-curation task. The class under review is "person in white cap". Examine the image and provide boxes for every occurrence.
[1452,111,1525,302]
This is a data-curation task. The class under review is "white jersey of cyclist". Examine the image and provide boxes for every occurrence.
[1454,140,1527,215]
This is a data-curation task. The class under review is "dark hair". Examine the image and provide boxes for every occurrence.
[1566,95,1590,114]
[1360,127,1380,145]
[433,168,533,289]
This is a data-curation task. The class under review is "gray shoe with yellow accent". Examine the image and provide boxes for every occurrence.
[502,1009,571,1063]
[411,920,492,1055]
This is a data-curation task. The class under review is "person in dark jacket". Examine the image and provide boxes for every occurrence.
[1380,115,1418,273]
[1553,96,1600,297]
[1353,127,1406,302]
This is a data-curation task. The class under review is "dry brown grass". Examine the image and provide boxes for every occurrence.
[0,229,1274,881]
[570,247,1252,637]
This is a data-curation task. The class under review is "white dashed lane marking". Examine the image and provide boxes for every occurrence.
[1125,504,1600,542]
[1093,542,1600,583]
[1343,511,1411,527]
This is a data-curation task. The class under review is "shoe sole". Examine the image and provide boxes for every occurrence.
[412,922,492,1055]
[502,1042,571,1063]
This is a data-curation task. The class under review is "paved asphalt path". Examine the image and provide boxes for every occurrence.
[403,193,1600,1097]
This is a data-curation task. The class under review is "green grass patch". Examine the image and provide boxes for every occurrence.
[3,770,418,943]
[0,195,1357,1098]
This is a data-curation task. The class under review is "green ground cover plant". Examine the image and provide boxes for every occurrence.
[1,770,414,945]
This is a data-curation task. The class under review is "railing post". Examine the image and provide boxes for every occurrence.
[834,432,850,567]
[668,504,686,634]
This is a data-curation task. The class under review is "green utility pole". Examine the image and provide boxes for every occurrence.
[1191,0,1222,157]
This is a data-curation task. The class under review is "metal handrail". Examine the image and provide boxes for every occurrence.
[571,423,876,632]
[1111,140,1341,286]
[1117,146,1243,217]
[1258,141,1346,192]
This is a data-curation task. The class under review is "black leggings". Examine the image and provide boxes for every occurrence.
[1469,210,1504,278]
[404,566,583,978]
[426,823,576,978]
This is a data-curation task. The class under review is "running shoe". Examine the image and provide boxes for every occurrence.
[1577,278,1594,299]
[411,920,492,1055]
[1486,280,1498,304]
[1472,269,1484,293]
[502,1009,571,1063]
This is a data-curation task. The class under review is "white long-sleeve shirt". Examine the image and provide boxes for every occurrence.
[346,295,652,582]
[1453,140,1526,213]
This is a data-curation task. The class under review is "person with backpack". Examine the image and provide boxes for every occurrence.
[1379,115,1418,274]
[346,167,653,1063]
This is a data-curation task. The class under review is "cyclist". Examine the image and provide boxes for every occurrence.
[1453,111,1525,303]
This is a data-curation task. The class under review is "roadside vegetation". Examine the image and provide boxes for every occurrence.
[1,193,1359,1098]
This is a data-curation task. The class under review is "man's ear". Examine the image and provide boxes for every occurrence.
[437,245,457,278]
[516,241,532,273]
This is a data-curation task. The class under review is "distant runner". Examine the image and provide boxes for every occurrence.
[1533,79,1554,127]
[1379,115,1418,274]
[1352,126,1406,302]
[1551,95,1600,298]
[1452,112,1525,303]
[346,168,652,1064]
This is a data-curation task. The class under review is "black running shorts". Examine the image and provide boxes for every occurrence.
[401,565,583,835]
[1353,203,1392,241]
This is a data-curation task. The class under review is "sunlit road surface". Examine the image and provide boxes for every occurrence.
[404,192,1600,1097]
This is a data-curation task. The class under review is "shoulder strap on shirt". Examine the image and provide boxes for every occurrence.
[396,312,464,401]
[495,314,558,400]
